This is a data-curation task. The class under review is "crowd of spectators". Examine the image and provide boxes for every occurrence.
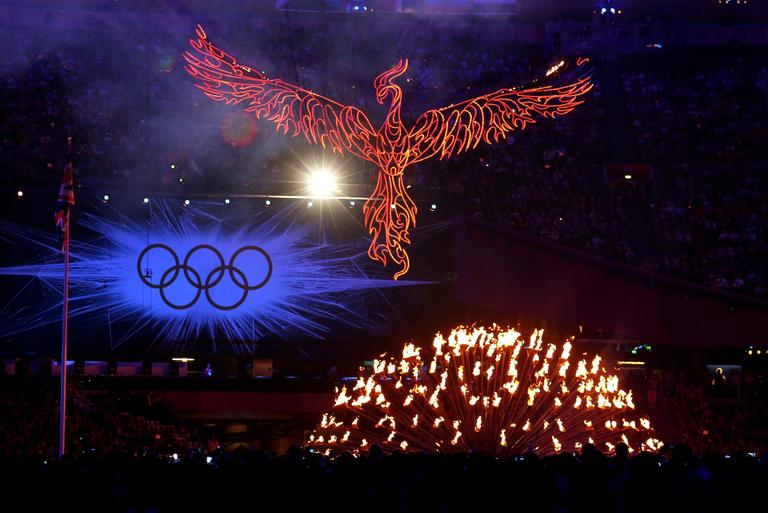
[661,369,768,455]
[623,53,768,294]
[4,358,768,460]
[0,378,199,461]
[620,361,768,456]
[2,19,767,297]
[669,383,768,455]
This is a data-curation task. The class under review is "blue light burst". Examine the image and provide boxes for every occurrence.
[0,200,428,352]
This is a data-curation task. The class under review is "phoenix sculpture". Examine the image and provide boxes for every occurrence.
[184,26,593,279]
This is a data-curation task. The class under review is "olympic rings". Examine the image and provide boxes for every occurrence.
[137,243,273,310]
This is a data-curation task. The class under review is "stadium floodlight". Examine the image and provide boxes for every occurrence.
[307,168,337,198]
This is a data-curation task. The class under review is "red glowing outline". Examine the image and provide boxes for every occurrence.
[184,26,593,279]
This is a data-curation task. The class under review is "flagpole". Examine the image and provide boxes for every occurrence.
[58,221,70,458]
[58,136,72,459]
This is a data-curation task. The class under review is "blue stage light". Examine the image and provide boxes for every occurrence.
[0,200,426,349]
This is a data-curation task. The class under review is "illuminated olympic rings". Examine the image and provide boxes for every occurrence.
[137,243,273,311]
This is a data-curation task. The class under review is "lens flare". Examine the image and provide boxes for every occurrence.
[220,111,259,148]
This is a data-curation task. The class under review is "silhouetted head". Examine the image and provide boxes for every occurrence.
[615,442,629,461]
[374,59,409,104]
[367,443,384,461]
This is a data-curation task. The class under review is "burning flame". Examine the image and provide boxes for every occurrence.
[308,326,661,456]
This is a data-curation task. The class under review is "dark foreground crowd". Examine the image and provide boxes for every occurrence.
[2,443,766,513]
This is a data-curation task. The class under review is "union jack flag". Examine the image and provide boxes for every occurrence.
[54,163,75,252]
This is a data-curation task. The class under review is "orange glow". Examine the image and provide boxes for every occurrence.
[185,27,593,279]
[307,325,660,457]
[546,60,566,77]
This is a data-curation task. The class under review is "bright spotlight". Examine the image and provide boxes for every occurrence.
[103,194,110,201]
[624,174,632,180]
[143,197,149,204]
[184,199,190,206]
[349,200,356,207]
[16,190,23,198]
[224,198,231,204]
[307,201,314,208]
[430,203,437,211]
[307,169,337,198]
[265,199,271,206]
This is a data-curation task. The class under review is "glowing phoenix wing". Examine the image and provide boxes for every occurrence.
[183,26,378,163]
[407,60,593,164]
